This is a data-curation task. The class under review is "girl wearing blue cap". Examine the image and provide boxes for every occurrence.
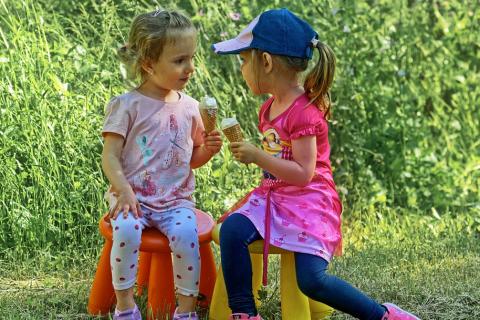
[212,8,420,320]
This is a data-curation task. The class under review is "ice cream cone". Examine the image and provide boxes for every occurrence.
[221,118,243,142]
[199,96,218,133]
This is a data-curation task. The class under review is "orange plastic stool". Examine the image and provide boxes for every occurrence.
[87,209,216,320]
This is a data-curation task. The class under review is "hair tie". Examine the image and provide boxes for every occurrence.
[152,8,164,17]
[311,37,320,48]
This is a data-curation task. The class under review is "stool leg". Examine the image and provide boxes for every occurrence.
[88,239,115,316]
[309,298,335,320]
[199,243,216,307]
[208,264,231,320]
[147,252,175,320]
[281,253,310,320]
[137,252,152,297]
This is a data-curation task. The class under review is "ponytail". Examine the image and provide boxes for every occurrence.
[117,43,138,81]
[304,42,336,118]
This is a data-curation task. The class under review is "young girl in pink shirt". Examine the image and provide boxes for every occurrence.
[101,9,222,320]
[212,8,419,320]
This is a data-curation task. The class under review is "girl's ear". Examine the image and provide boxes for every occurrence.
[141,59,154,75]
[262,52,273,74]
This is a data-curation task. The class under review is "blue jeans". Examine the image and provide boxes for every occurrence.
[220,213,386,320]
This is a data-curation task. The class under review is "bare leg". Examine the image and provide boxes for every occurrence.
[176,294,197,313]
[114,287,136,311]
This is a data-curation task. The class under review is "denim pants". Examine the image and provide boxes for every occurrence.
[220,213,386,320]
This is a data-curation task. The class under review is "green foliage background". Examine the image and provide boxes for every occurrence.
[0,0,479,259]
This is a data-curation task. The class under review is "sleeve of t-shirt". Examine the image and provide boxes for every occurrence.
[286,104,326,140]
[102,97,130,138]
[191,100,205,147]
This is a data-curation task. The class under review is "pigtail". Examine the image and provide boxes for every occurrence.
[117,43,139,81]
[304,42,336,119]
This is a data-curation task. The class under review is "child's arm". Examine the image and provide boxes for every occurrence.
[230,136,316,186]
[190,130,222,169]
[102,133,142,219]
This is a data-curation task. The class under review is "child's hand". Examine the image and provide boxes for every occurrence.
[110,187,143,220]
[203,130,222,155]
[230,142,259,164]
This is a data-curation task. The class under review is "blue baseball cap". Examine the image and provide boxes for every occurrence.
[212,8,318,59]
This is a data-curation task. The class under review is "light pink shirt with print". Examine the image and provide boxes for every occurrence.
[102,90,204,212]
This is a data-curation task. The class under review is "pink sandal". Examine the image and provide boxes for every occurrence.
[382,303,421,320]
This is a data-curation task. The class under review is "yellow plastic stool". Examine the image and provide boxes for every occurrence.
[209,223,334,320]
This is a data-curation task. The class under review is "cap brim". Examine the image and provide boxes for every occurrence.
[211,38,251,55]
[212,15,260,55]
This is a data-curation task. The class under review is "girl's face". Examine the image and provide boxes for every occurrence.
[239,50,261,94]
[146,30,196,92]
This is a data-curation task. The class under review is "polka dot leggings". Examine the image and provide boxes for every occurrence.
[110,207,200,297]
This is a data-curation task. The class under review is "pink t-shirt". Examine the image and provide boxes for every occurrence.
[258,94,335,183]
[102,90,204,212]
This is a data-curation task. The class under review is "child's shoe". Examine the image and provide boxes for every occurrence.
[382,303,420,320]
[173,307,198,320]
[113,304,142,320]
[229,313,263,320]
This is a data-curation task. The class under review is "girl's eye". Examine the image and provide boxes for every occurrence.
[175,59,184,64]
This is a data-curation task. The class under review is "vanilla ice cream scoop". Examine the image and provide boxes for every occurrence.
[199,96,218,109]
[221,117,239,129]
[199,96,218,133]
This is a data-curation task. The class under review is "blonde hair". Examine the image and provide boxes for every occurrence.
[117,9,195,82]
[304,42,336,118]
[274,42,336,118]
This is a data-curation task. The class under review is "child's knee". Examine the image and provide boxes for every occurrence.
[111,213,142,243]
[297,274,318,297]
[169,225,198,252]
[220,214,249,245]
[297,270,328,298]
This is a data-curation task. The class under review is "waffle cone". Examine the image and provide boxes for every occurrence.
[200,108,217,133]
[223,124,243,142]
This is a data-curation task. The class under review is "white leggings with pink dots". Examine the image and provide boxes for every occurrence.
[110,207,200,297]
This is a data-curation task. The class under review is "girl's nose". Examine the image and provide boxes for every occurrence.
[186,60,194,73]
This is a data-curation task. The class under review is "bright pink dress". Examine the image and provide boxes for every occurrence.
[221,93,343,284]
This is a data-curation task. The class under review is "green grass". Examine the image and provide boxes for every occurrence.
[0,0,479,319]
[0,211,478,319]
